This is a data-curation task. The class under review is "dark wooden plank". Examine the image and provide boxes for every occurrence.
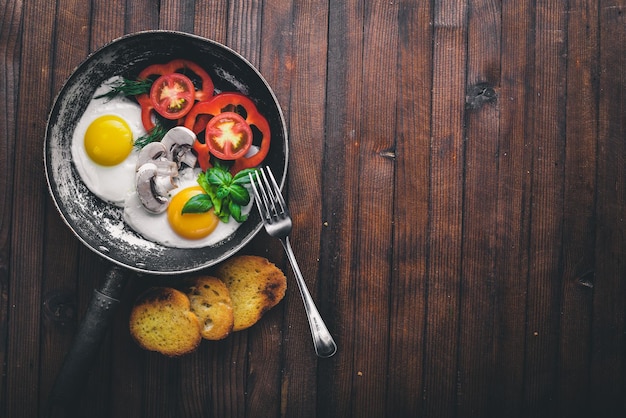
[90,0,128,47]
[421,2,467,416]
[386,0,433,416]
[557,0,599,416]
[522,1,568,415]
[321,0,397,416]
[457,0,501,415]
[125,0,159,33]
[227,0,263,66]
[5,0,57,416]
[193,0,228,43]
[0,0,23,416]
[319,1,363,417]
[319,0,365,416]
[591,2,626,417]
[345,0,397,415]
[490,0,535,415]
[159,0,196,32]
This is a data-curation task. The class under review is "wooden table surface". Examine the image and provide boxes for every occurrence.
[2,0,626,417]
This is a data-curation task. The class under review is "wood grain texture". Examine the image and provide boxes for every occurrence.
[387,0,432,415]
[0,0,21,414]
[490,1,535,416]
[558,0,598,416]
[5,0,55,416]
[592,2,626,417]
[457,0,500,414]
[1,0,625,417]
[422,1,467,416]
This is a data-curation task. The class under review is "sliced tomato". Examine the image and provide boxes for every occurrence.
[204,112,253,160]
[184,92,271,173]
[135,59,215,131]
[139,59,214,101]
[149,73,195,119]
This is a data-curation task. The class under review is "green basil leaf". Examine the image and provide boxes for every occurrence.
[211,194,222,215]
[216,199,231,222]
[229,184,250,205]
[213,160,229,172]
[233,168,257,185]
[197,171,211,194]
[229,200,248,223]
[216,184,231,199]
[181,194,213,214]
[206,167,232,186]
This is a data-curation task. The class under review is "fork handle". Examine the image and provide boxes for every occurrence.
[280,236,337,358]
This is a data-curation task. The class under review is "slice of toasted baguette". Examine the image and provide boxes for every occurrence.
[215,255,287,331]
[182,276,234,340]
[129,287,201,357]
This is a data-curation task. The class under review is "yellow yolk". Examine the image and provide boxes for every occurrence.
[84,115,133,166]
[167,186,219,240]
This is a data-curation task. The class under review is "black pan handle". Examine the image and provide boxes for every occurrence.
[46,266,129,418]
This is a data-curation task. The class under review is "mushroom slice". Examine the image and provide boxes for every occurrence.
[152,170,177,196]
[151,159,179,178]
[136,142,169,170]
[136,163,173,214]
[161,126,198,168]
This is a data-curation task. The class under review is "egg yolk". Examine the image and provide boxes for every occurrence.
[167,186,219,240]
[84,115,133,166]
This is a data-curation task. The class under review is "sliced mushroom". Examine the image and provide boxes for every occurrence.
[152,171,177,196]
[151,159,179,178]
[136,163,173,214]
[161,126,197,168]
[136,142,168,170]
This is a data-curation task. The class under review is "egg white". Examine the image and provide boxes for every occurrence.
[123,168,252,248]
[71,76,147,207]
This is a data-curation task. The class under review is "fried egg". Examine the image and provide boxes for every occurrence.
[71,76,147,206]
[123,168,251,248]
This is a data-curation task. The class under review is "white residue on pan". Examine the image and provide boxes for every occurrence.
[96,204,161,251]
[47,139,162,256]
[213,66,250,96]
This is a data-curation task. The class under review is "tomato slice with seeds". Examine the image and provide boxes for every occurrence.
[204,112,253,160]
[184,92,271,173]
[149,73,195,119]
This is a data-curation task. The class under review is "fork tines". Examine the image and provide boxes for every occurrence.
[249,166,288,222]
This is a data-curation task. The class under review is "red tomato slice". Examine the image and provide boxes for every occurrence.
[149,73,195,119]
[205,112,253,160]
[184,93,271,172]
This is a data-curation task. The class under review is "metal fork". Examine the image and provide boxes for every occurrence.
[249,167,337,358]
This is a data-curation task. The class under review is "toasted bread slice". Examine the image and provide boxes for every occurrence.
[129,287,201,356]
[183,276,234,340]
[215,255,287,331]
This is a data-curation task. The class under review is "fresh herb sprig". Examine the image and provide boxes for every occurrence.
[94,78,152,100]
[182,163,257,223]
[134,124,167,149]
